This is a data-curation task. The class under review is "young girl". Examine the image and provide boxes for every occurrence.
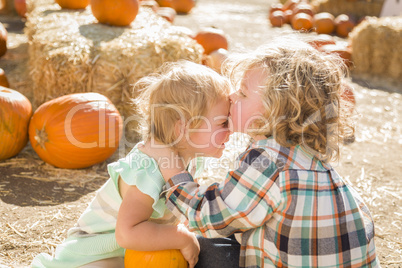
[160,37,379,267]
[31,60,236,268]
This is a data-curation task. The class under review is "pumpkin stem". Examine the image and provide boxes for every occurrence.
[35,127,48,149]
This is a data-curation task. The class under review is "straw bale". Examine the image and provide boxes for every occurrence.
[25,0,203,145]
[309,0,385,19]
[350,16,402,91]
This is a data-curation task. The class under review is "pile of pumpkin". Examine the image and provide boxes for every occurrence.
[269,0,357,38]
[268,0,356,68]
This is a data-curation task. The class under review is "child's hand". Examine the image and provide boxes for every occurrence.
[180,232,200,268]
[178,224,200,268]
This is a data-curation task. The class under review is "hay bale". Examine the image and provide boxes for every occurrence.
[350,16,402,91]
[25,0,203,145]
[310,0,385,19]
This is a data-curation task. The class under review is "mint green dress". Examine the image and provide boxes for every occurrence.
[32,142,200,268]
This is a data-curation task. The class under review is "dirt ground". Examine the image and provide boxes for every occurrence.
[0,0,401,267]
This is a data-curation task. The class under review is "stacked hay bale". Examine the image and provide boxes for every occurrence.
[25,0,203,145]
[309,0,385,19]
[350,16,402,91]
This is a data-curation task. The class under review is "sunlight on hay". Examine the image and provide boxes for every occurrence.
[350,16,402,89]
[309,0,384,18]
[346,166,402,265]
[25,0,203,144]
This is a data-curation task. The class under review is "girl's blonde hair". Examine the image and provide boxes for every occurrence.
[224,36,354,163]
[134,60,230,147]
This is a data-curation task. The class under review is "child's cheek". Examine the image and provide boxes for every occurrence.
[230,104,241,131]
[214,129,229,145]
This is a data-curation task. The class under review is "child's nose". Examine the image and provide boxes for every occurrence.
[229,92,237,103]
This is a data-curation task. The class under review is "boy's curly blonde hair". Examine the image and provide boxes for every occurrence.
[133,60,230,147]
[224,36,354,163]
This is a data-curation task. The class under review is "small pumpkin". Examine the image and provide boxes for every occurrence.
[0,22,7,58]
[140,0,159,12]
[306,34,336,50]
[171,0,195,14]
[156,7,176,23]
[194,27,228,55]
[282,0,301,11]
[340,81,356,113]
[28,93,123,169]
[90,0,139,27]
[319,42,353,67]
[291,12,313,31]
[335,14,355,38]
[269,10,286,27]
[55,0,89,9]
[291,3,315,19]
[202,48,229,74]
[283,9,293,24]
[0,68,10,88]
[125,249,187,268]
[156,0,173,8]
[269,3,283,14]
[14,0,27,18]
[0,87,32,161]
[313,12,335,34]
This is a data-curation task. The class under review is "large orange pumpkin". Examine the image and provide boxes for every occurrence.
[55,0,89,9]
[0,87,32,161]
[125,249,187,268]
[28,93,123,169]
[90,0,139,26]
[194,27,228,55]
[0,22,7,58]
[0,68,10,88]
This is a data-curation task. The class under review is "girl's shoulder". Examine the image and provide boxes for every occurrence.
[107,142,164,186]
[107,142,167,218]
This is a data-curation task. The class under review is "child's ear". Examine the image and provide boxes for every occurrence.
[174,119,186,141]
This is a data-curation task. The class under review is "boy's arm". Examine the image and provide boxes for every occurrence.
[116,182,199,267]
[163,148,282,238]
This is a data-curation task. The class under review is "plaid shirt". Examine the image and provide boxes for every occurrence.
[164,137,379,268]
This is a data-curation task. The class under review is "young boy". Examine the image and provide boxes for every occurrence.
[160,38,379,267]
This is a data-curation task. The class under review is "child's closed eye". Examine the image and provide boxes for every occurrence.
[237,90,246,97]
[221,120,229,127]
